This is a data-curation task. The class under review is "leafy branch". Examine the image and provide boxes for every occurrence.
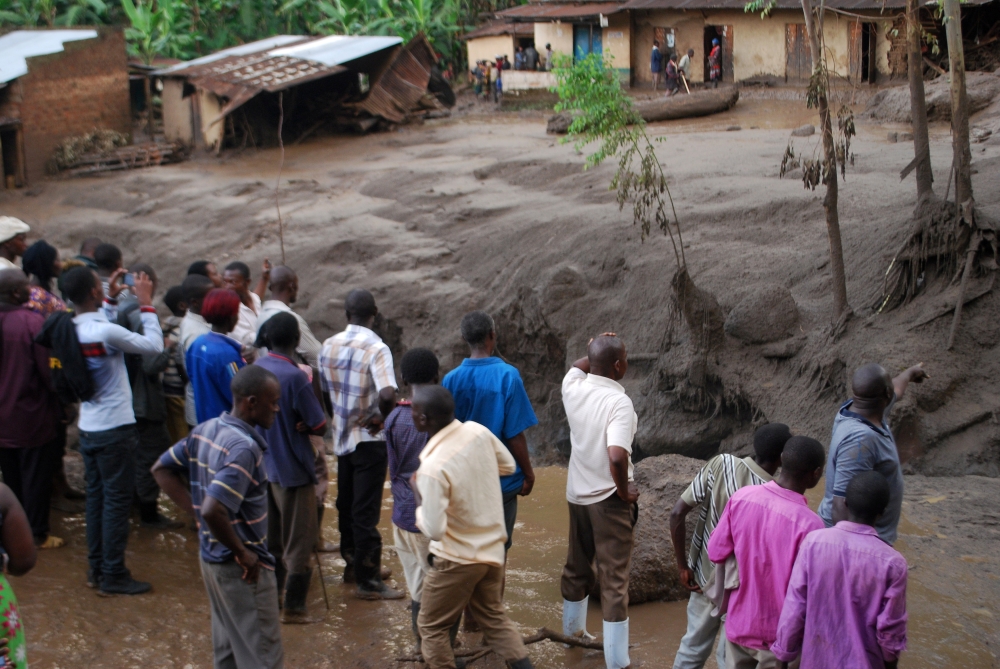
[552,53,685,269]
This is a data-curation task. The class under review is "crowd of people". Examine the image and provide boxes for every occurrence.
[470,43,555,103]
[651,39,716,95]
[0,213,922,669]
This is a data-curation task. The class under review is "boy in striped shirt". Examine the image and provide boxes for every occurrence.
[668,423,792,669]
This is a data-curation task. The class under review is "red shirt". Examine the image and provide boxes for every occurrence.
[0,304,58,448]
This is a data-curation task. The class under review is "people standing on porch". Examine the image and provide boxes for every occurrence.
[559,334,637,669]
[709,38,722,87]
[545,43,554,70]
[525,44,539,71]
[651,40,664,90]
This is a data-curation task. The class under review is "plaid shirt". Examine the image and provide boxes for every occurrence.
[319,324,397,456]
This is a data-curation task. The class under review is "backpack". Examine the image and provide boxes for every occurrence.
[34,311,95,404]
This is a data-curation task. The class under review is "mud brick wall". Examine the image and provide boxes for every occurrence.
[0,29,130,184]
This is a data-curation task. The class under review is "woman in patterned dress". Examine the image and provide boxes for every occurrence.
[0,483,38,669]
[21,240,66,317]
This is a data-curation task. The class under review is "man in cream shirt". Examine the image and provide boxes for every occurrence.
[560,333,638,669]
[411,385,534,669]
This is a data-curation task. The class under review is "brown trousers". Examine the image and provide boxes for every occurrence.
[418,558,528,668]
[560,494,636,622]
[267,482,318,575]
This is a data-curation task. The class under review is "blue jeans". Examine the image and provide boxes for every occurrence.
[79,424,138,579]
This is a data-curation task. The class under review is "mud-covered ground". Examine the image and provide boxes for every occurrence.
[3,92,1000,666]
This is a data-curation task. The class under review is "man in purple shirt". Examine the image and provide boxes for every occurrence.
[0,269,61,547]
[254,312,327,623]
[774,471,907,669]
[707,436,826,669]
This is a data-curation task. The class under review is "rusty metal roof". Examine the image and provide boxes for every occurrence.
[356,35,436,124]
[496,2,626,21]
[463,21,536,40]
[154,35,307,76]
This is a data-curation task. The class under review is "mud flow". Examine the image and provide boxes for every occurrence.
[13,464,997,667]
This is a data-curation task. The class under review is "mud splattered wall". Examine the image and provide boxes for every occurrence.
[604,12,633,79]
[0,29,129,184]
[535,22,575,62]
[467,35,516,67]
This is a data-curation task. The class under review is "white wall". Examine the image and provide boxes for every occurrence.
[161,78,193,145]
[535,22,574,65]
[467,35,515,68]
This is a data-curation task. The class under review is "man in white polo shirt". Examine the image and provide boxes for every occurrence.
[559,333,638,669]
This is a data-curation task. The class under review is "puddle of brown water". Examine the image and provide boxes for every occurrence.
[11,465,995,667]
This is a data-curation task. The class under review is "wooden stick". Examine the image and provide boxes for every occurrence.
[923,56,947,77]
[680,72,691,94]
[396,627,604,662]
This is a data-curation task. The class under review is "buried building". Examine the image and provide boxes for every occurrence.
[156,34,449,152]
[0,28,130,187]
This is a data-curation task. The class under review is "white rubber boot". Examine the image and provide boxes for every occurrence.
[603,618,630,669]
[562,598,595,643]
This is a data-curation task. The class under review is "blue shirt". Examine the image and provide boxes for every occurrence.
[157,413,274,567]
[385,401,425,533]
[651,46,663,72]
[442,357,538,494]
[819,400,904,545]
[254,353,327,488]
[186,332,244,424]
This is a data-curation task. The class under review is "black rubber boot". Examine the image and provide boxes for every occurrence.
[282,569,321,624]
[138,501,184,529]
[411,600,421,646]
[507,657,534,669]
[98,572,152,596]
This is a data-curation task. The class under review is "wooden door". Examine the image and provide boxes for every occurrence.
[721,25,734,82]
[785,24,809,81]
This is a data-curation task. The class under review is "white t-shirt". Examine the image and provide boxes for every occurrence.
[562,367,637,505]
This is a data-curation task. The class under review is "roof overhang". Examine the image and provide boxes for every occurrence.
[496,2,626,23]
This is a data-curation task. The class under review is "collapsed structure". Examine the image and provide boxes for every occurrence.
[0,28,130,186]
[156,34,450,151]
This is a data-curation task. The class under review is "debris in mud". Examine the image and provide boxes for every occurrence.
[864,70,1000,123]
[52,132,186,177]
[724,284,799,344]
[791,124,815,137]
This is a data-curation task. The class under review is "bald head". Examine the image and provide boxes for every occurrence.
[588,335,628,380]
[411,385,455,436]
[0,268,29,305]
[269,265,298,305]
[851,363,894,413]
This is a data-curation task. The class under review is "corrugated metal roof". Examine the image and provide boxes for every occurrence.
[624,0,914,8]
[463,21,536,39]
[497,2,626,20]
[0,29,98,84]
[154,35,308,76]
[269,35,402,66]
[357,35,436,124]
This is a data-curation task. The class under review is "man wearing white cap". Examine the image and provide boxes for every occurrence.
[0,216,30,269]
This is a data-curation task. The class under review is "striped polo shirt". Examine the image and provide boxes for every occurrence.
[158,412,274,568]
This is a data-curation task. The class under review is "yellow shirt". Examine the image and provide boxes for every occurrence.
[415,419,516,567]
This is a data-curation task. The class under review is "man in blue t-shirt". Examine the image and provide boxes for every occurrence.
[153,365,284,669]
[254,312,328,623]
[442,310,538,558]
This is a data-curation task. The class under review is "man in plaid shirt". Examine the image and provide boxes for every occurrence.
[319,289,400,599]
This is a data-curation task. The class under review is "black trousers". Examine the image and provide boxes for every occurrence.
[135,418,172,504]
[336,441,387,584]
[0,435,60,540]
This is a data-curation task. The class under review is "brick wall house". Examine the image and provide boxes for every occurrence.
[0,29,130,186]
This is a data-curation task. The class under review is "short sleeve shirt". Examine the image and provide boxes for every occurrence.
[254,353,327,488]
[385,402,426,533]
[561,367,637,505]
[819,400,903,544]
[442,357,539,494]
[186,332,245,424]
[319,324,397,456]
[680,454,771,588]
[157,413,274,567]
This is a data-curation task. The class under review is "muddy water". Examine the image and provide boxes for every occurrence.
[12,464,996,667]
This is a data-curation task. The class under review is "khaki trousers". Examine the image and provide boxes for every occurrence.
[418,557,528,668]
[726,640,799,669]
[560,494,636,622]
[267,482,318,575]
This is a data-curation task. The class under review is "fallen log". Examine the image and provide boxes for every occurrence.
[396,626,604,663]
[547,86,739,133]
[633,85,740,122]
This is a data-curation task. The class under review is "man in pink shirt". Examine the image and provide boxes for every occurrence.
[773,471,907,669]
[707,436,826,669]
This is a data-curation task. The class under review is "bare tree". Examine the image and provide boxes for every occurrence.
[905,0,934,206]
[801,0,851,323]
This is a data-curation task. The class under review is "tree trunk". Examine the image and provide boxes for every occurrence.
[907,0,934,203]
[801,0,851,321]
[943,0,973,208]
[144,76,154,139]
